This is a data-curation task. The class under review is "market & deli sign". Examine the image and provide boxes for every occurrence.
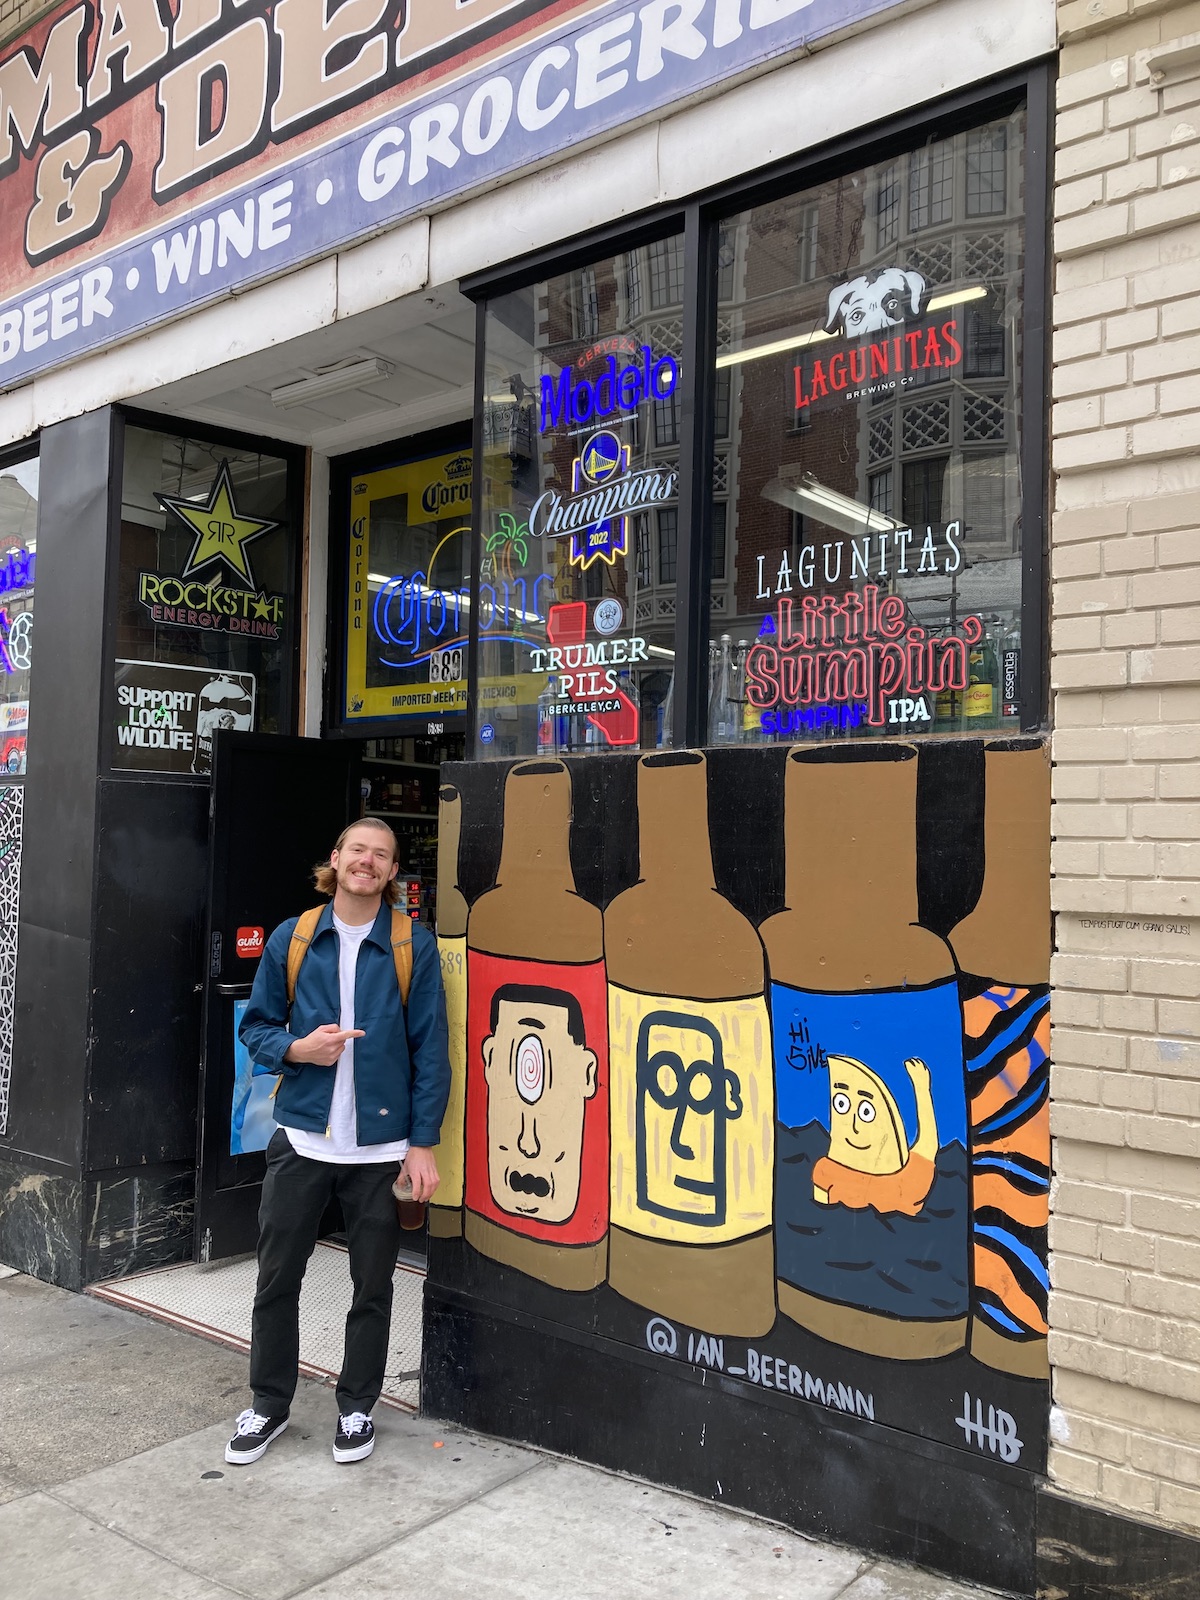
[0,0,911,391]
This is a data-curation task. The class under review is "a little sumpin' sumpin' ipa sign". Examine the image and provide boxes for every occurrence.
[464,760,609,1291]
[762,744,970,1361]
[429,783,468,1240]
[604,751,776,1338]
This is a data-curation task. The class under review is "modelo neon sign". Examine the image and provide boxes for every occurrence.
[539,346,679,432]
[745,587,984,729]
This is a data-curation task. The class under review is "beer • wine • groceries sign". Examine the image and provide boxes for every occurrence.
[0,0,910,390]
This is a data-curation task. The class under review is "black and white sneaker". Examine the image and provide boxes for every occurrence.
[225,1408,288,1465]
[333,1411,375,1463]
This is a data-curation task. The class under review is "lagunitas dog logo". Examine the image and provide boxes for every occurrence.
[824,267,927,337]
[236,926,265,958]
[794,267,966,410]
[138,459,287,640]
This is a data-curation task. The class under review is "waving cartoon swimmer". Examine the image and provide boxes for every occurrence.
[812,1055,938,1216]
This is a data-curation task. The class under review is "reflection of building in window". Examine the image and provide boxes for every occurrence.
[903,457,949,530]
[635,515,652,589]
[909,141,954,231]
[654,387,682,448]
[568,267,599,339]
[658,508,678,584]
[967,125,1007,215]
[797,203,820,282]
[711,502,728,581]
[856,115,1022,565]
[876,163,901,249]
[648,237,684,308]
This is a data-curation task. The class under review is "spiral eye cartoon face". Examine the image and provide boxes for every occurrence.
[515,1034,545,1104]
[482,986,598,1225]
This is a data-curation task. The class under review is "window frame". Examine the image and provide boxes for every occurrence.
[460,61,1052,749]
[0,437,41,784]
[101,408,307,781]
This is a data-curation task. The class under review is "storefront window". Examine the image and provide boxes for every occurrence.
[0,452,37,774]
[708,108,1026,744]
[341,444,472,726]
[112,427,297,775]
[476,238,683,757]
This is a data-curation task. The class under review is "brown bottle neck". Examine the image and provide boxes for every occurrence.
[470,759,601,962]
[437,785,468,938]
[949,743,1051,983]
[637,753,715,890]
[495,760,578,894]
[765,745,952,989]
[784,748,920,925]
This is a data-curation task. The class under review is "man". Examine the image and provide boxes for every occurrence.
[227,817,450,1466]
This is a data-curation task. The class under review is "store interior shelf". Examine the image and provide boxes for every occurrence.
[371,810,438,822]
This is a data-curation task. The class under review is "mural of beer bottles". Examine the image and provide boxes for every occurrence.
[948,742,1051,1378]
[764,745,970,1360]
[430,782,468,1240]
[605,751,775,1336]
[464,760,609,1290]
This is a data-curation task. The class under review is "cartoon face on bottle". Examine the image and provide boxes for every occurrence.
[636,1011,744,1227]
[827,1057,908,1173]
[813,1054,938,1218]
[482,985,598,1225]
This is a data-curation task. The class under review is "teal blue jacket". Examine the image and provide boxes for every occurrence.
[239,901,450,1148]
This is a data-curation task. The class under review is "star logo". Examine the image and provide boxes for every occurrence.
[156,460,278,589]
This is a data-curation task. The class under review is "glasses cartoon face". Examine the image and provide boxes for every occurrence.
[636,1011,743,1227]
[826,1057,909,1176]
[482,985,597,1224]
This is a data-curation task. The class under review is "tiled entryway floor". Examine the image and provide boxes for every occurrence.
[89,1241,423,1411]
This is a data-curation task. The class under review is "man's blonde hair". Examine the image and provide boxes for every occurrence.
[313,818,402,907]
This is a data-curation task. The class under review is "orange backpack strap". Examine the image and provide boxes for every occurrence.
[286,906,324,1005]
[390,907,413,1007]
[285,903,411,1010]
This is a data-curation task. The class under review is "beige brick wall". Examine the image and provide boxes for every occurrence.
[1051,0,1200,1534]
[0,0,57,48]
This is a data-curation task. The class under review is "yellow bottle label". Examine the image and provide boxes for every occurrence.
[609,984,773,1244]
[436,934,467,1206]
[963,682,994,718]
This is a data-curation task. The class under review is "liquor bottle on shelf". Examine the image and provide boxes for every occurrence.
[963,625,1000,730]
[537,677,560,754]
[762,743,970,1360]
[605,751,775,1336]
[948,741,1051,1378]
[464,760,609,1290]
[430,783,469,1240]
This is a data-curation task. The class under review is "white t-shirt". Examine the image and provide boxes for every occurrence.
[285,913,411,1166]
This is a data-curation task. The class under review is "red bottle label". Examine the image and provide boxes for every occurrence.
[465,950,609,1246]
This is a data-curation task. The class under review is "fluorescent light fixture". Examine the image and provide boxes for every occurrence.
[271,357,393,408]
[715,285,989,371]
[762,470,903,539]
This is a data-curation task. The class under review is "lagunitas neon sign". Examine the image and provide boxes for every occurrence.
[539,345,679,433]
[745,587,983,729]
[793,319,964,409]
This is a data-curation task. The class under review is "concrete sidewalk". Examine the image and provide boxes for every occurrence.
[0,1269,996,1600]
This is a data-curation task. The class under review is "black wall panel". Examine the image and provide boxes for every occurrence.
[6,409,114,1167]
[87,779,208,1171]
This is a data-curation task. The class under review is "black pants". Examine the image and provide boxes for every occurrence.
[250,1129,402,1417]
